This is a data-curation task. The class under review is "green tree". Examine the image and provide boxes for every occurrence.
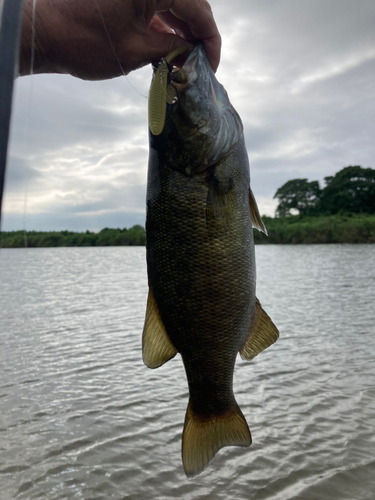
[320,166,375,214]
[127,224,146,245]
[274,178,321,217]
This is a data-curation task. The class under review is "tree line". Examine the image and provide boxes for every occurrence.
[0,225,146,248]
[274,166,375,217]
[253,213,375,244]
[1,166,374,247]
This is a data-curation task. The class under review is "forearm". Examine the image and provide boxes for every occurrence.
[20,0,60,76]
[18,0,144,80]
[17,0,221,80]
[19,0,102,78]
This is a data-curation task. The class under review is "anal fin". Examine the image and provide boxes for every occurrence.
[240,298,279,361]
[249,188,267,235]
[142,288,178,368]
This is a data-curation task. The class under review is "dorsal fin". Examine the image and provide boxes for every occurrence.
[249,188,267,235]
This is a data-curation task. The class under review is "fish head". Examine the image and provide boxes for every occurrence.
[149,44,243,176]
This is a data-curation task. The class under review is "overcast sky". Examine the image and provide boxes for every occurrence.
[3,0,375,232]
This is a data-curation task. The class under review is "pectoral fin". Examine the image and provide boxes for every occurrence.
[249,188,267,235]
[240,298,279,361]
[142,288,178,368]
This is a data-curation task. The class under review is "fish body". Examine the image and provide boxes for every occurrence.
[143,44,278,477]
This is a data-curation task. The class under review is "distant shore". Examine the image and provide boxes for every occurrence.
[254,214,375,244]
[1,215,375,247]
[0,225,146,248]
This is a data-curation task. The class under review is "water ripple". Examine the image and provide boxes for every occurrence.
[0,245,374,499]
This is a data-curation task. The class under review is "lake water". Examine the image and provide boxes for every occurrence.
[0,245,374,500]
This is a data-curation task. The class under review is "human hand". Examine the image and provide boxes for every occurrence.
[19,0,221,80]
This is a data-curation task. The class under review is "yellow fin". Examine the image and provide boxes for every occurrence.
[240,298,279,361]
[249,188,268,235]
[142,288,178,368]
[182,401,251,478]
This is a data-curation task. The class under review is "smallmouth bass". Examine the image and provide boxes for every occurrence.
[143,44,279,477]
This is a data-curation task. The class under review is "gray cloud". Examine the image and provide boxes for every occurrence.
[2,1,375,230]
[4,156,41,191]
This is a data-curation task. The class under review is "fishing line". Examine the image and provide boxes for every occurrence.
[92,0,147,98]
[21,0,38,248]
[30,0,37,75]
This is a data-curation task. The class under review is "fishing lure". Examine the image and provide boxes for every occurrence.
[148,46,188,136]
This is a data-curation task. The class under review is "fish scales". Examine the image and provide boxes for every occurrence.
[143,44,279,477]
[147,137,255,414]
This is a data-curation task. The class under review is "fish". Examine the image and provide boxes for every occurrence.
[142,44,279,478]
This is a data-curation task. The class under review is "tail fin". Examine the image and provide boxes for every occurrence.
[182,400,251,478]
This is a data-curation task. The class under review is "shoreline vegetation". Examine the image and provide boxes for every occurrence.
[2,165,373,247]
[1,214,375,248]
[255,214,375,244]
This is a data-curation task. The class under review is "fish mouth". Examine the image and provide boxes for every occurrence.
[174,44,243,168]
